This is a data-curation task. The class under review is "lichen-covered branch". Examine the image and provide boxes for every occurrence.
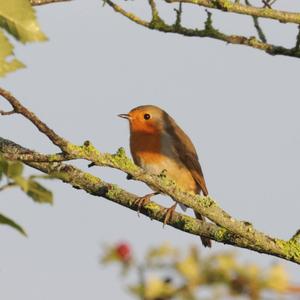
[166,0,300,25]
[1,136,299,264]
[103,0,300,59]
[1,87,300,264]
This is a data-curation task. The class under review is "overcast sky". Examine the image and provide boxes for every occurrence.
[0,1,300,299]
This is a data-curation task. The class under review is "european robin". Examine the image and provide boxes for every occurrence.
[118,105,211,247]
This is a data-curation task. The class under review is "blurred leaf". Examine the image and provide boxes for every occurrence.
[101,247,119,264]
[145,277,175,299]
[214,252,237,278]
[243,264,260,279]
[14,176,53,204]
[0,29,24,76]
[0,212,26,236]
[27,179,53,204]
[266,264,289,292]
[176,247,200,283]
[147,242,178,260]
[0,0,47,43]
[0,156,7,180]
[102,242,300,300]
[4,160,24,178]
[128,284,144,299]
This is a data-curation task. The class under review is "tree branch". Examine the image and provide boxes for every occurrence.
[1,136,300,263]
[2,151,71,163]
[103,0,300,59]
[0,88,69,151]
[148,0,160,20]
[165,0,300,25]
[245,0,267,43]
[1,88,300,264]
[30,0,72,6]
[103,0,149,27]
[0,182,17,192]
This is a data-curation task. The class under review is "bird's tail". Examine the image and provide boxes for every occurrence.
[193,210,212,248]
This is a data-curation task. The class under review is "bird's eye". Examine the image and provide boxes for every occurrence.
[144,113,151,120]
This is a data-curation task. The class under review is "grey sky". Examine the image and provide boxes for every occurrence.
[0,1,299,299]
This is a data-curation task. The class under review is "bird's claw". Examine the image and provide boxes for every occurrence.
[133,192,159,217]
[163,203,177,227]
[134,195,151,217]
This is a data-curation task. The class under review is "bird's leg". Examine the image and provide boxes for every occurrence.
[134,192,159,217]
[163,202,177,227]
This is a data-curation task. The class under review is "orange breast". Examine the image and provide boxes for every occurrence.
[130,129,197,193]
[130,130,163,165]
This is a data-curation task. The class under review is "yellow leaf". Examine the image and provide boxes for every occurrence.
[0,29,25,77]
[245,264,260,279]
[266,264,289,292]
[176,248,200,283]
[215,253,237,275]
[0,0,47,43]
[144,276,174,299]
[147,242,178,260]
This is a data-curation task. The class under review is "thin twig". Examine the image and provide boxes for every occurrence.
[0,88,69,151]
[262,0,277,8]
[0,110,15,116]
[104,0,149,27]
[148,0,159,19]
[30,0,71,6]
[204,9,213,30]
[0,182,17,192]
[293,25,300,52]
[262,0,271,9]
[245,0,267,43]
[174,3,183,28]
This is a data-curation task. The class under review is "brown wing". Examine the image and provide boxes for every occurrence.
[163,113,208,196]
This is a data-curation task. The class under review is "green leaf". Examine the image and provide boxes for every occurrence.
[0,156,7,180]
[0,29,25,77]
[0,212,26,236]
[0,0,47,43]
[14,176,53,204]
[27,179,53,204]
[13,175,28,190]
[5,160,24,178]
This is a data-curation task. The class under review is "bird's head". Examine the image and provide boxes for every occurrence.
[118,105,166,134]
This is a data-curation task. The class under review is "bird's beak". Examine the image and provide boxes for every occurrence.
[118,113,130,120]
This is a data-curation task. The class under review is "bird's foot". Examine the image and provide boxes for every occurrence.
[163,202,177,227]
[126,174,133,180]
[134,192,159,217]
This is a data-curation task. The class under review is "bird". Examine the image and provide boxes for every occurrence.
[118,105,211,247]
